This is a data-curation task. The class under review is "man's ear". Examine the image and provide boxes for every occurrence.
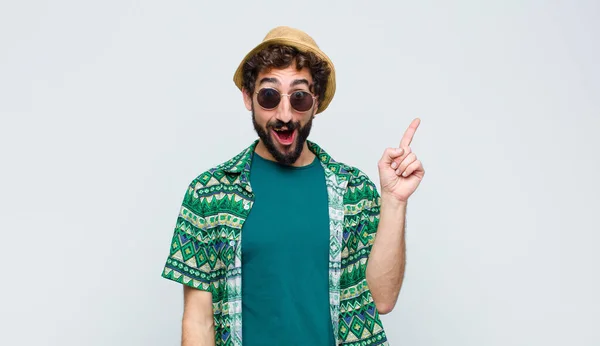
[242,88,253,111]
[312,99,319,118]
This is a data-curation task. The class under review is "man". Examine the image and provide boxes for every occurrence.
[161,26,425,345]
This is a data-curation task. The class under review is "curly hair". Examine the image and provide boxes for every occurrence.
[241,44,331,106]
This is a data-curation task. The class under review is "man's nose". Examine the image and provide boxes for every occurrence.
[274,95,293,123]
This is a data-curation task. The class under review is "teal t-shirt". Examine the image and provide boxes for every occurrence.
[241,152,335,346]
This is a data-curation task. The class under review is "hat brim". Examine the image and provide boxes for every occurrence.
[233,38,336,114]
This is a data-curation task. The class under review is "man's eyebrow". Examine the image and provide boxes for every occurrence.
[259,77,280,85]
[290,79,310,88]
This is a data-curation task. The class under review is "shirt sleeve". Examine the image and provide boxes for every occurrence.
[360,180,381,259]
[161,179,219,296]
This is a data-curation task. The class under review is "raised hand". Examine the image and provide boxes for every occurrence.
[377,118,425,202]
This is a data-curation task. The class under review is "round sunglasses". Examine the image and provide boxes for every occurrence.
[255,88,316,112]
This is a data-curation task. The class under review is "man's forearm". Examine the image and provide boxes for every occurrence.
[181,317,215,346]
[366,195,407,314]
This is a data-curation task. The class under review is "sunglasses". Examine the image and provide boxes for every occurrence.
[255,88,316,112]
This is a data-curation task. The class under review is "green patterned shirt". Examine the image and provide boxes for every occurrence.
[161,140,388,345]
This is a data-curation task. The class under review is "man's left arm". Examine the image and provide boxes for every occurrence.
[366,118,425,315]
[366,197,407,315]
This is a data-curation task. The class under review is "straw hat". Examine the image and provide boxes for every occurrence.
[232,26,336,114]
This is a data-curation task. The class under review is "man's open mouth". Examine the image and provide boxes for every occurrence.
[271,128,296,146]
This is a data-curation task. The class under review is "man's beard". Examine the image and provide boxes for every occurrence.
[252,106,313,166]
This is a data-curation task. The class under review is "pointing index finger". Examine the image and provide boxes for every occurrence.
[400,118,421,148]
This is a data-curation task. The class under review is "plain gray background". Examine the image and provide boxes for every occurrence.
[1,1,598,345]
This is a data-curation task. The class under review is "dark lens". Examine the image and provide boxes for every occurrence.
[289,91,314,112]
[257,88,281,109]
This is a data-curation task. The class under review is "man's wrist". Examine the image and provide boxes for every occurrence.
[380,193,408,210]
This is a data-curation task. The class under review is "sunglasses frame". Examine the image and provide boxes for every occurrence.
[255,87,317,113]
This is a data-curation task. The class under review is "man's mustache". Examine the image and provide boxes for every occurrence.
[267,120,300,131]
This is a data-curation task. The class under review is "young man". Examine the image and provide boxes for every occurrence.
[161,26,425,346]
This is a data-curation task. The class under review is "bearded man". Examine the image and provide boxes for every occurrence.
[161,26,425,346]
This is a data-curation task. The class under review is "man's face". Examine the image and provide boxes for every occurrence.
[243,64,318,165]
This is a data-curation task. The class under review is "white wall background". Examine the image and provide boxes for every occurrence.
[1,1,598,345]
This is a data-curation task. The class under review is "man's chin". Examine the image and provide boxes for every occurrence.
[267,140,304,165]
[271,140,295,154]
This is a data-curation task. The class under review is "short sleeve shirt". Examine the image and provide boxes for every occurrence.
[161,140,388,346]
